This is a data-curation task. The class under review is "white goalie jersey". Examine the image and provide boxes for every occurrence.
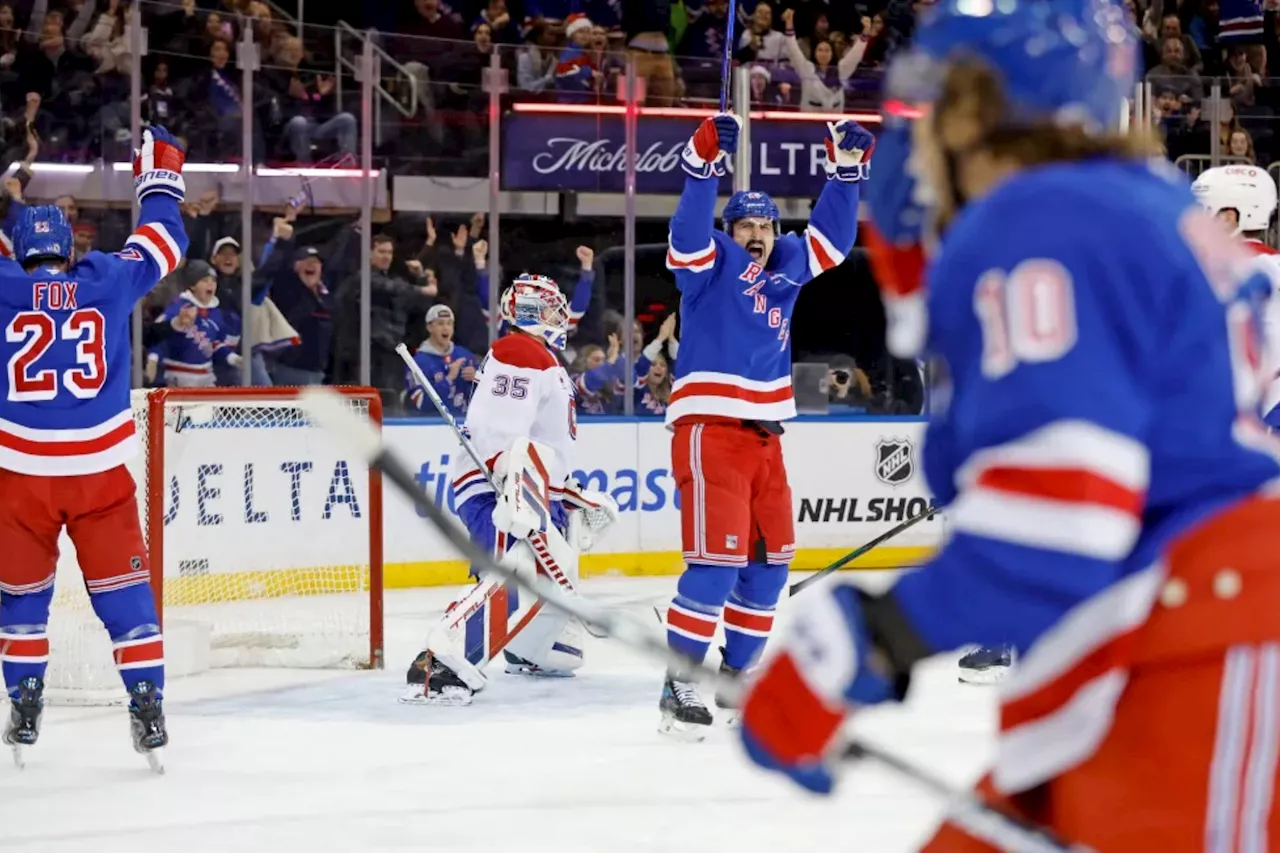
[451,331,578,507]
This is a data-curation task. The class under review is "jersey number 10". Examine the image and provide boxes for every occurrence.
[6,309,107,402]
[974,259,1078,380]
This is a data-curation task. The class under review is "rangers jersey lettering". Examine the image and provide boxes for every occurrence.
[0,195,188,475]
[665,175,859,424]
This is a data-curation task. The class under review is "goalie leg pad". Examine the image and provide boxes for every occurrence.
[722,562,788,672]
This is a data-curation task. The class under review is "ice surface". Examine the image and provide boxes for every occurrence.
[0,576,997,853]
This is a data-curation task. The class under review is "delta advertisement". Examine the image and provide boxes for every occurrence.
[139,417,944,590]
[501,113,866,197]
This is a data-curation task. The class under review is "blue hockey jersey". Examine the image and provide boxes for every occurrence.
[1219,0,1263,41]
[406,339,480,418]
[665,174,859,424]
[148,291,239,383]
[888,158,1280,794]
[0,195,187,475]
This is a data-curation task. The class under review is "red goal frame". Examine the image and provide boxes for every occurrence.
[140,386,385,670]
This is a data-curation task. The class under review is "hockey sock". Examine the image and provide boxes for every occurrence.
[666,564,736,666]
[0,587,53,699]
[722,562,788,671]
[88,585,164,695]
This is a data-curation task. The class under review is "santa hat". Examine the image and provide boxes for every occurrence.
[565,12,592,38]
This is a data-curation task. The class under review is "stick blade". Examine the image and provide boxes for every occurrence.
[297,387,383,465]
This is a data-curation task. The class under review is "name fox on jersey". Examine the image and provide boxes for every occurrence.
[31,281,78,310]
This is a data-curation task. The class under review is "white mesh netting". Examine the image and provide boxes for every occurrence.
[45,390,379,704]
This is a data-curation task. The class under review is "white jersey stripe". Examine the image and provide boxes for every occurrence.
[957,420,1150,493]
[951,488,1141,561]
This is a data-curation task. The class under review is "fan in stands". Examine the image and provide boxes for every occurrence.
[0,127,188,772]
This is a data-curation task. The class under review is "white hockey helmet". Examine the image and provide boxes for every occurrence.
[1191,165,1278,236]
[500,274,571,350]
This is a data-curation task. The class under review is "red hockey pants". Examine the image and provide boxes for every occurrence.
[671,419,795,568]
[0,465,150,597]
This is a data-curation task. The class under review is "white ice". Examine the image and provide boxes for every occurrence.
[0,575,996,853]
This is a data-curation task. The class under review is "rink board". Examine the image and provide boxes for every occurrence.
[125,416,942,597]
[380,416,943,587]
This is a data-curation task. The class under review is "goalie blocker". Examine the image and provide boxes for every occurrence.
[402,438,618,705]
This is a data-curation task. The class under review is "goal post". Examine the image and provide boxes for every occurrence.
[46,386,385,703]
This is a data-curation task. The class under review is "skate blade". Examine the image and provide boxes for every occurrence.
[715,708,741,728]
[398,685,473,707]
[145,748,165,775]
[503,664,576,678]
[658,714,709,743]
[958,667,1008,686]
[10,744,24,770]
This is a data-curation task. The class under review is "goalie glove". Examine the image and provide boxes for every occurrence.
[823,119,874,183]
[133,125,187,203]
[682,113,741,179]
[561,478,620,552]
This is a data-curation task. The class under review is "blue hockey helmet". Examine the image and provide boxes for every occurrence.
[723,190,780,234]
[886,0,1137,133]
[12,204,72,265]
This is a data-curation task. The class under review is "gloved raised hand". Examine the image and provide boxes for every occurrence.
[682,113,742,179]
[824,119,875,183]
[133,125,187,203]
[739,583,894,794]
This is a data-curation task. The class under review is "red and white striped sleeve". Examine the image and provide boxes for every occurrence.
[949,420,1150,561]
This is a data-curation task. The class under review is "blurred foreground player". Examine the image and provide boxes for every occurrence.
[402,275,617,705]
[737,0,1280,849]
[660,111,872,737]
[1191,164,1280,429]
[0,128,188,769]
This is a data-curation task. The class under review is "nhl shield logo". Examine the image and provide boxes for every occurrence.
[875,439,914,486]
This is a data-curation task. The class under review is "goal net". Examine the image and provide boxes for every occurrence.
[45,387,384,704]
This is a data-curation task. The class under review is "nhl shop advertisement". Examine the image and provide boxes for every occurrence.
[501,114,864,197]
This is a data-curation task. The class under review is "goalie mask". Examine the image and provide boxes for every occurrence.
[500,274,571,351]
[1192,165,1278,237]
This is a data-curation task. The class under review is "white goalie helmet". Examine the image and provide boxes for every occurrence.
[1191,165,1279,236]
[500,274,571,350]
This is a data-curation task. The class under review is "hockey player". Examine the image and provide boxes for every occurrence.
[0,126,188,768]
[403,274,618,704]
[660,111,873,736]
[1191,164,1280,427]
[737,1,1280,849]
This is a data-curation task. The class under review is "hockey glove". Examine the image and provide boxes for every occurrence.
[682,113,741,179]
[823,119,874,183]
[561,477,620,551]
[133,126,187,203]
[862,115,929,358]
[740,583,893,795]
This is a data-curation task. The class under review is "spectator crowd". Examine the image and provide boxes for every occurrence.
[11,0,1273,421]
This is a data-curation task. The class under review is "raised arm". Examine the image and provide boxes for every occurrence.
[666,114,741,296]
[119,127,190,303]
[799,120,874,280]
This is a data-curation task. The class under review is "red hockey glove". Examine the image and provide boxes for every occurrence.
[824,119,875,182]
[133,126,187,203]
[682,113,741,179]
[739,583,893,794]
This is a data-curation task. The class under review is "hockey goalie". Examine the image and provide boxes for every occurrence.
[402,274,618,705]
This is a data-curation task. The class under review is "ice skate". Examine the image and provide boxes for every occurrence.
[958,644,1013,685]
[400,650,476,706]
[503,650,576,678]
[713,647,746,727]
[3,677,44,769]
[127,680,168,774]
[659,675,713,741]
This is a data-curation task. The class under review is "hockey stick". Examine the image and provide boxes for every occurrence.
[395,343,610,639]
[720,4,737,112]
[788,506,937,596]
[299,388,1082,853]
